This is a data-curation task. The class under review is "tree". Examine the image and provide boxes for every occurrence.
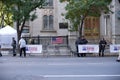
[60,0,112,37]
[1,0,45,41]
[0,1,13,27]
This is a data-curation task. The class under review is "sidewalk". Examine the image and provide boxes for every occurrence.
[0,52,118,58]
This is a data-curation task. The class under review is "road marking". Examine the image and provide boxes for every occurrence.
[43,75,120,78]
[1,59,8,61]
[1,62,118,65]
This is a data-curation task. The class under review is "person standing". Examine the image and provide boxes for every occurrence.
[19,37,26,57]
[79,36,88,57]
[75,37,81,57]
[0,45,2,57]
[99,38,107,57]
[11,37,16,56]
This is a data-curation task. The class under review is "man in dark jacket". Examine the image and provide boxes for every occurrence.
[11,37,16,56]
[79,36,88,57]
[99,38,107,57]
[75,37,81,57]
[75,36,88,57]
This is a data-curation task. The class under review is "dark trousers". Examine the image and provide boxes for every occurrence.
[99,46,105,57]
[0,52,2,57]
[76,46,86,57]
[76,46,80,57]
[81,53,86,57]
[20,47,26,57]
[13,47,16,56]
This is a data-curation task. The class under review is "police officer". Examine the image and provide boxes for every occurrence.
[75,37,81,57]
[99,38,107,57]
[79,36,88,57]
[11,37,16,56]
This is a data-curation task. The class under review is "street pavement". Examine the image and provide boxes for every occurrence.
[0,55,120,80]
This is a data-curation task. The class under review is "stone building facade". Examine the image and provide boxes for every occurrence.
[100,0,120,44]
[22,0,120,45]
[27,0,69,37]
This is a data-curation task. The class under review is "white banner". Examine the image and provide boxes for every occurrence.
[78,45,99,53]
[110,44,120,53]
[26,45,42,53]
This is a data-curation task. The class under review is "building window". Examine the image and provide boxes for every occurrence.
[43,15,48,29]
[44,0,53,8]
[43,15,53,30]
[49,15,53,29]
[22,25,29,33]
[22,29,29,33]
[59,23,68,29]
[48,0,53,6]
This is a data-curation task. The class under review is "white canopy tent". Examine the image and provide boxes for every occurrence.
[0,25,17,48]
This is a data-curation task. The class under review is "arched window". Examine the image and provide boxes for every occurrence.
[49,15,53,29]
[43,15,54,30]
[43,15,48,29]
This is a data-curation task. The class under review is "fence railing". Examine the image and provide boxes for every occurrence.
[23,35,69,46]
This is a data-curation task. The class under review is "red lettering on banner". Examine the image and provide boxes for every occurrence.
[28,47,37,51]
[87,47,94,51]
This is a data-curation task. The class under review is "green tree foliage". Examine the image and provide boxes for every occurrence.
[0,1,13,27]
[60,0,112,37]
[1,0,45,41]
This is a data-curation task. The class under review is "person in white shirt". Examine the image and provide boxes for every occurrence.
[19,37,26,57]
